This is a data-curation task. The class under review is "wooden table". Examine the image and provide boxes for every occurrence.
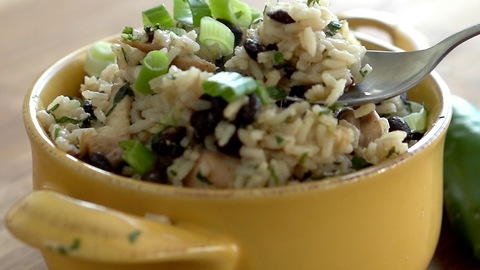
[1,0,479,269]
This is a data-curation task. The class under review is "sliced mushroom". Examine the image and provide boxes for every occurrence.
[123,40,162,53]
[171,54,217,72]
[337,108,384,147]
[184,151,239,188]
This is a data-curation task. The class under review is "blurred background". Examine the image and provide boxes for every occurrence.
[1,0,479,269]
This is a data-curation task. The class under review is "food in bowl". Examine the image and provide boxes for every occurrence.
[36,0,427,188]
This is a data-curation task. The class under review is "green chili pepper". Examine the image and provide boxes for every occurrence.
[443,94,480,260]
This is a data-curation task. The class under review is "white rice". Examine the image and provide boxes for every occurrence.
[36,0,419,189]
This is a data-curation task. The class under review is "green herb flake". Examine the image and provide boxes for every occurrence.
[122,26,134,35]
[359,69,369,78]
[351,156,371,170]
[128,230,142,243]
[387,147,397,158]
[106,83,134,116]
[54,127,61,139]
[307,0,319,6]
[169,169,178,177]
[275,135,284,145]
[196,172,213,185]
[46,103,88,125]
[404,100,413,113]
[325,20,344,37]
[46,103,60,114]
[121,26,141,42]
[298,152,308,165]
[267,86,287,100]
[55,116,85,125]
[317,107,331,115]
[47,238,81,256]
[273,52,286,66]
[268,165,280,184]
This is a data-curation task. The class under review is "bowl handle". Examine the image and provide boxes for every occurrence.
[338,9,429,51]
[5,190,238,270]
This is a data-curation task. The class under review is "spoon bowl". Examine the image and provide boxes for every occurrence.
[332,23,480,106]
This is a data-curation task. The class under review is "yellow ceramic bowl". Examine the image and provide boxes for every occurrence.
[7,11,451,270]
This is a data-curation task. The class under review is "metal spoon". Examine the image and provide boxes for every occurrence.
[293,23,480,106]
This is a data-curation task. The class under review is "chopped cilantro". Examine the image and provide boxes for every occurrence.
[121,26,141,42]
[128,230,142,243]
[268,165,280,184]
[46,103,60,114]
[273,52,286,66]
[298,152,308,165]
[325,21,344,37]
[351,156,371,170]
[106,83,134,117]
[169,169,178,176]
[267,86,287,99]
[46,103,88,125]
[48,238,81,255]
[360,69,369,77]
[387,147,397,158]
[317,107,331,115]
[275,135,284,145]
[196,172,213,185]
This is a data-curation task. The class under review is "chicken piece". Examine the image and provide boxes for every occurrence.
[83,86,132,168]
[184,151,239,189]
[337,108,384,147]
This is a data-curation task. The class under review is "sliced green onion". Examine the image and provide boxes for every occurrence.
[173,0,193,25]
[142,5,175,28]
[250,7,262,22]
[134,50,170,94]
[255,81,271,105]
[404,102,427,132]
[84,41,116,77]
[209,0,252,27]
[119,140,156,174]
[202,72,257,102]
[199,17,235,56]
[173,0,211,27]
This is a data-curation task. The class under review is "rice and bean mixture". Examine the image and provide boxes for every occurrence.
[37,0,425,188]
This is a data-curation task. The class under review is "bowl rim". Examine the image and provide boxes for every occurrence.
[24,34,452,198]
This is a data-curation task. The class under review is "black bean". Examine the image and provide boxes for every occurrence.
[85,152,113,172]
[266,10,296,24]
[82,99,95,116]
[266,43,279,51]
[217,19,244,47]
[243,38,266,61]
[217,132,242,156]
[234,94,262,127]
[281,62,296,78]
[275,86,307,108]
[410,131,424,141]
[387,116,411,133]
[190,95,227,141]
[289,85,308,98]
[151,126,187,158]
[387,116,412,142]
